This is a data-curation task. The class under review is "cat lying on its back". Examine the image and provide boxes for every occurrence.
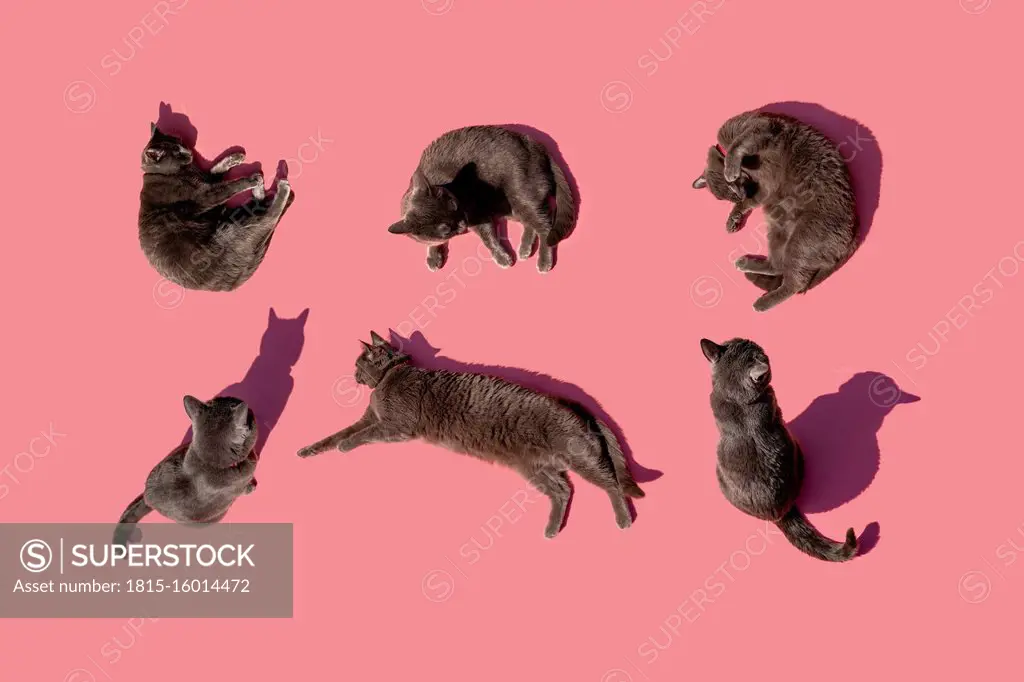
[298,332,643,537]
[388,126,576,273]
[138,124,294,292]
[692,110,858,311]
[113,396,260,545]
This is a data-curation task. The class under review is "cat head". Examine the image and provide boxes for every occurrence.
[142,123,193,173]
[700,338,772,402]
[260,307,309,367]
[387,170,468,244]
[183,395,258,469]
[692,146,757,201]
[354,331,411,388]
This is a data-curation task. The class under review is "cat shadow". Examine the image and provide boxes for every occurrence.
[180,308,309,457]
[787,371,919,555]
[387,330,663,525]
[758,102,882,245]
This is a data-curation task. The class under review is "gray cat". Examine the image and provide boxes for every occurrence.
[139,124,294,291]
[692,111,858,311]
[387,125,576,273]
[297,332,643,537]
[113,396,259,545]
[700,337,859,562]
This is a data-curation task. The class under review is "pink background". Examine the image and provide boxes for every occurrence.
[2,0,1022,679]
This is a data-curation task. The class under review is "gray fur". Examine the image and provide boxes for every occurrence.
[692,111,858,311]
[700,337,859,562]
[138,125,295,292]
[297,332,643,538]
[113,396,259,545]
[388,126,576,273]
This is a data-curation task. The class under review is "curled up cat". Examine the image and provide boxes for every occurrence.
[297,332,643,537]
[700,337,859,562]
[387,125,576,273]
[113,396,260,545]
[692,110,858,312]
[138,123,295,291]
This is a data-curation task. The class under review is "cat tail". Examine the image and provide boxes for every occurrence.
[594,419,645,499]
[547,159,577,246]
[775,505,857,562]
[113,492,152,546]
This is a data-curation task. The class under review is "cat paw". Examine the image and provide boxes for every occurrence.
[211,152,245,174]
[426,252,448,271]
[245,479,258,494]
[752,296,777,313]
[543,524,560,539]
[518,238,536,259]
[726,213,745,233]
[537,256,554,274]
[616,515,632,530]
[252,176,266,201]
[297,446,317,458]
[492,249,514,269]
[734,255,768,272]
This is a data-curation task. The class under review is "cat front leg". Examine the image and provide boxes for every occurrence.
[297,407,377,458]
[470,222,514,269]
[210,152,246,175]
[723,131,772,182]
[734,255,778,275]
[336,423,411,452]
[726,198,759,233]
[197,174,264,210]
[426,243,449,271]
[244,478,257,494]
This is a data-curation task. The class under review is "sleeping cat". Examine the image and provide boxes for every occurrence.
[297,332,643,537]
[692,111,858,311]
[387,125,576,273]
[113,396,259,545]
[139,124,295,292]
[700,337,859,562]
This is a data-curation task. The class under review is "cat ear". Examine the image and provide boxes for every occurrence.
[145,148,165,163]
[411,169,432,193]
[269,307,279,323]
[434,186,458,212]
[183,395,205,420]
[749,362,770,384]
[700,339,724,363]
[388,220,411,234]
[296,308,309,324]
[232,402,250,428]
[692,175,707,189]
[370,331,388,347]
[150,122,157,136]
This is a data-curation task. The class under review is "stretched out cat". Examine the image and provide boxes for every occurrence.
[700,337,859,562]
[387,125,576,273]
[139,124,294,292]
[297,332,643,537]
[692,110,858,311]
[113,396,259,545]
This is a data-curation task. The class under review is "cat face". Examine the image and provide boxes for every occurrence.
[388,171,467,244]
[354,331,410,388]
[142,124,193,173]
[692,146,756,201]
[183,396,258,469]
[700,338,772,401]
